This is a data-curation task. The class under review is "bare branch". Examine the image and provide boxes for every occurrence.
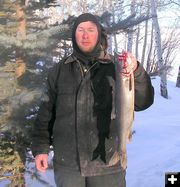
[170,0,180,6]
[106,14,152,34]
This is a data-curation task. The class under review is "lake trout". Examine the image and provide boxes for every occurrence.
[109,51,134,170]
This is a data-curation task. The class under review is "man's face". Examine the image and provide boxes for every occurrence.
[75,21,99,53]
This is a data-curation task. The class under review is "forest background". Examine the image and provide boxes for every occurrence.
[0,0,180,186]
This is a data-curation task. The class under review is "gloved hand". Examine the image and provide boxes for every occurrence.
[117,52,138,76]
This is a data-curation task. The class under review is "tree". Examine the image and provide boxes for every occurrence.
[15,0,27,78]
[146,21,154,74]
[151,0,168,98]
[141,0,150,67]
[0,1,64,185]
[176,66,180,87]
[127,0,136,52]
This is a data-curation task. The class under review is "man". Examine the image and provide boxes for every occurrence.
[32,13,154,187]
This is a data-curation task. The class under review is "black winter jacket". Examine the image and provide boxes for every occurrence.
[32,54,154,176]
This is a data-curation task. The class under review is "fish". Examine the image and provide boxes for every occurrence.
[108,51,134,170]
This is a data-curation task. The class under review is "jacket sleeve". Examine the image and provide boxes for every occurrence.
[31,63,60,157]
[134,62,154,111]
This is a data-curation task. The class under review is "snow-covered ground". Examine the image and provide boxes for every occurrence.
[1,76,180,187]
[126,76,180,187]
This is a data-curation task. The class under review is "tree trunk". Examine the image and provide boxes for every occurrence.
[15,1,26,78]
[127,0,136,52]
[108,35,113,54]
[146,22,154,73]
[135,2,143,60]
[141,0,150,67]
[151,0,168,98]
[176,66,180,88]
[112,8,118,52]
[135,24,140,60]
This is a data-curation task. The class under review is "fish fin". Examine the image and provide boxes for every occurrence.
[120,151,127,170]
[127,129,136,143]
[108,151,120,166]
[108,151,127,169]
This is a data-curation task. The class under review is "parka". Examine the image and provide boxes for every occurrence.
[32,53,154,176]
[32,13,154,177]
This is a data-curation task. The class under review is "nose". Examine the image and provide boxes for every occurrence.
[82,30,88,39]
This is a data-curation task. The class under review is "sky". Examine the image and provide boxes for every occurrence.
[1,75,180,187]
[158,3,180,28]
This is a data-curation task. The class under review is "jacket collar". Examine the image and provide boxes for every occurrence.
[64,53,113,64]
[64,55,76,64]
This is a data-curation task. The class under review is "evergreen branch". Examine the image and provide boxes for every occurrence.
[0,173,24,181]
[0,24,70,50]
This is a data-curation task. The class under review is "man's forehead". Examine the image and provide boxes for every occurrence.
[77,21,98,28]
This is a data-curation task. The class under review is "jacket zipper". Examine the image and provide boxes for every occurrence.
[75,59,98,170]
[74,78,82,171]
[77,59,98,77]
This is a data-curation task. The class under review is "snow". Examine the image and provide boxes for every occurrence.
[0,76,180,187]
[126,77,180,187]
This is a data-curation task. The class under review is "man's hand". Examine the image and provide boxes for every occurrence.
[127,52,138,71]
[117,52,138,76]
[35,154,48,172]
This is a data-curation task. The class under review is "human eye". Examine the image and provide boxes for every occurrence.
[88,28,96,32]
[77,27,84,32]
